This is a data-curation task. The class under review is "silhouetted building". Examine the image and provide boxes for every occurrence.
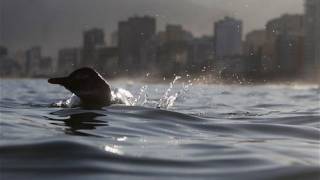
[140,36,160,73]
[162,24,193,43]
[304,0,320,78]
[0,46,21,77]
[0,46,8,57]
[189,36,214,73]
[276,34,304,75]
[38,57,53,77]
[157,41,189,76]
[24,46,53,77]
[118,16,156,73]
[0,56,21,77]
[266,14,304,41]
[96,47,119,76]
[213,17,243,76]
[214,17,243,59]
[263,14,304,74]
[244,30,266,56]
[26,46,42,76]
[82,28,106,67]
[83,28,106,49]
[58,48,81,75]
[242,30,266,76]
[141,24,193,76]
[215,56,247,78]
[111,31,118,46]
[14,50,27,75]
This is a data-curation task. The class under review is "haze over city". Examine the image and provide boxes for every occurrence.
[1,2,320,180]
[1,0,303,56]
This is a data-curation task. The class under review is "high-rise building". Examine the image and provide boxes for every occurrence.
[0,46,19,77]
[25,46,42,76]
[14,50,27,74]
[58,48,81,75]
[266,14,304,41]
[162,24,193,43]
[189,36,214,73]
[110,31,119,47]
[0,46,8,57]
[24,47,53,77]
[305,0,320,77]
[83,28,106,49]
[142,24,193,76]
[214,17,243,59]
[118,16,156,72]
[243,30,266,56]
[263,14,304,74]
[37,56,53,77]
[243,30,267,75]
[82,28,106,67]
[276,34,304,74]
[96,47,119,76]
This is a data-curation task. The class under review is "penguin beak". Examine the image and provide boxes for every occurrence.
[48,77,69,85]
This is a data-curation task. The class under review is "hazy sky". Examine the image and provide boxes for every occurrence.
[0,0,304,56]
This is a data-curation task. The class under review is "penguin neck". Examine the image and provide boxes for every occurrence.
[73,83,112,107]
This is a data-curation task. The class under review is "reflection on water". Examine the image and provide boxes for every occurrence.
[0,79,319,180]
[49,111,108,136]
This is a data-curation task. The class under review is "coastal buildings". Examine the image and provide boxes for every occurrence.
[58,48,81,75]
[25,47,53,77]
[0,46,21,77]
[37,56,53,77]
[82,28,106,67]
[243,30,266,56]
[95,47,119,76]
[83,28,106,49]
[189,36,214,73]
[161,24,193,43]
[25,46,42,76]
[110,31,119,47]
[214,17,244,76]
[1,8,317,81]
[242,30,266,75]
[0,46,8,57]
[80,28,119,76]
[140,24,194,76]
[118,16,156,73]
[263,14,304,74]
[304,0,320,77]
[214,17,243,59]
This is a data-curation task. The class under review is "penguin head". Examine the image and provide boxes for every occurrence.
[48,67,111,107]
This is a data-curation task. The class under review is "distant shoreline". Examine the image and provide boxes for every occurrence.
[1,75,319,86]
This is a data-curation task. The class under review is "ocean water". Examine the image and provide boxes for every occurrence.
[0,79,319,180]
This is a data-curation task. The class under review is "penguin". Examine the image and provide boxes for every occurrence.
[48,67,112,107]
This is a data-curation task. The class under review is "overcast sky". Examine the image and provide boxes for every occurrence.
[0,0,304,56]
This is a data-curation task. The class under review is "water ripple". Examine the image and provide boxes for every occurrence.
[0,80,319,180]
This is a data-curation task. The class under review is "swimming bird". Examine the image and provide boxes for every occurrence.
[48,67,112,107]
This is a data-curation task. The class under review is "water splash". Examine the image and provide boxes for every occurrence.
[166,80,193,109]
[157,76,181,109]
[51,76,192,109]
[132,85,148,106]
[51,94,81,108]
[52,88,135,108]
[156,76,192,109]
[111,88,134,106]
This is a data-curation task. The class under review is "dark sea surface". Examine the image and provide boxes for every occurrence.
[0,79,319,180]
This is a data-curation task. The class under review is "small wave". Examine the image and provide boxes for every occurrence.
[1,140,319,180]
[1,80,320,180]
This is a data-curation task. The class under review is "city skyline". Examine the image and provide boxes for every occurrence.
[1,0,303,57]
[1,0,318,81]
